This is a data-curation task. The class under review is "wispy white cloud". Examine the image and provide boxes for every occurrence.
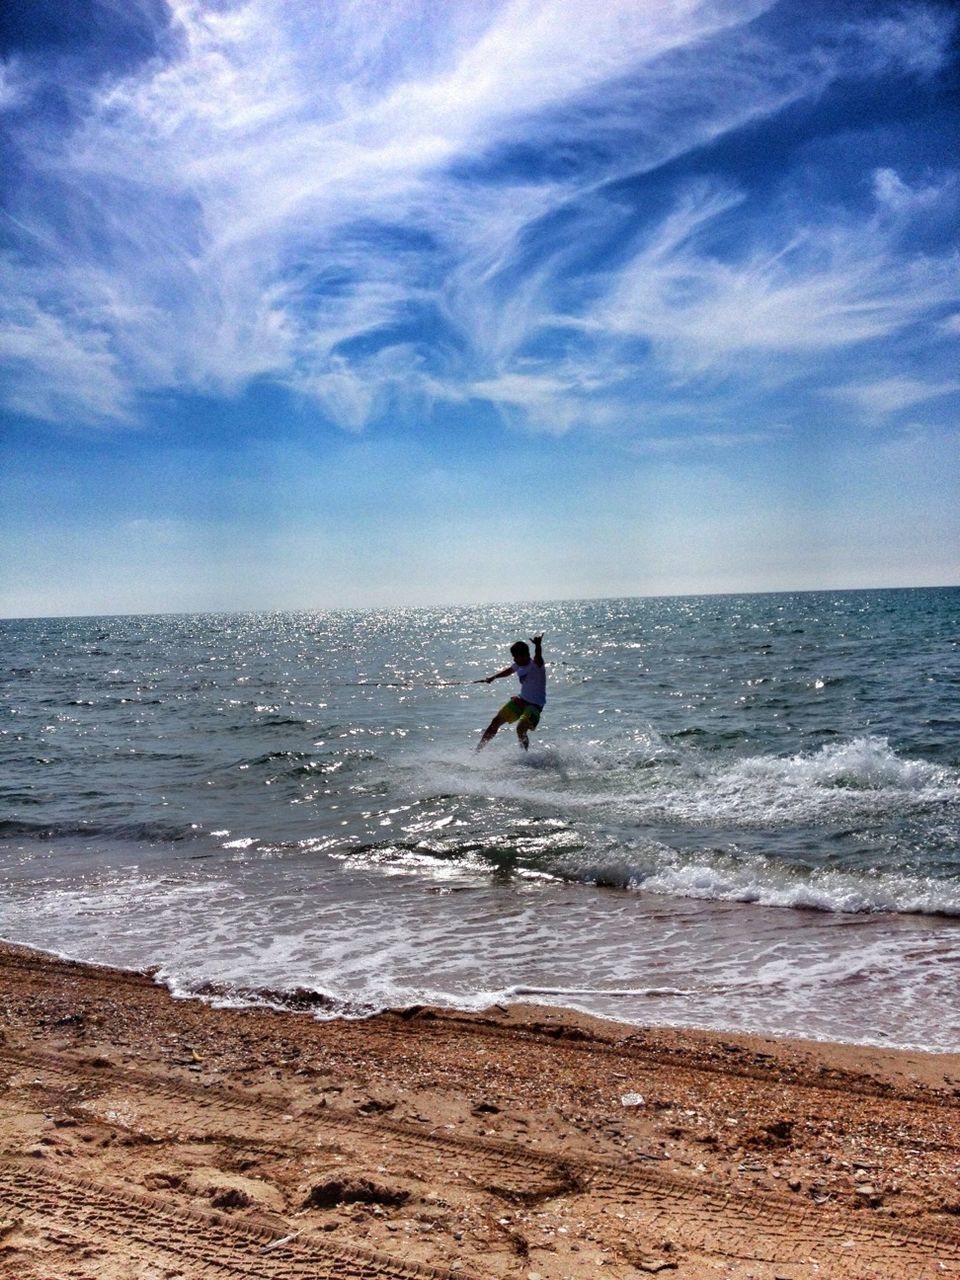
[829,375,960,417]
[0,262,135,424]
[465,367,621,434]
[851,5,956,77]
[0,58,29,112]
[596,181,960,367]
[872,166,955,214]
[1,0,957,437]
[462,160,960,433]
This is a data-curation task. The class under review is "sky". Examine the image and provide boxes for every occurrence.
[1,0,958,616]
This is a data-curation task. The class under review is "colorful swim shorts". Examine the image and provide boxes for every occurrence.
[499,697,541,729]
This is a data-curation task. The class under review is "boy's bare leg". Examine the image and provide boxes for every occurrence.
[517,722,530,751]
[478,714,506,750]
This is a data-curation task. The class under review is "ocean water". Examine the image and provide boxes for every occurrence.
[2,589,959,1050]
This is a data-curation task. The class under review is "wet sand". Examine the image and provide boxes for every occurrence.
[0,940,958,1279]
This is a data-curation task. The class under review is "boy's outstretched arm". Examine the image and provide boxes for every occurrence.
[474,665,514,684]
[530,633,545,667]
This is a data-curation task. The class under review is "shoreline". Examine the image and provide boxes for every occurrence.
[66,953,960,1060]
[1,942,959,1277]
[7,895,960,1057]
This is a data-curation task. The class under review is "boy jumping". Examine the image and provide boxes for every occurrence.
[476,634,546,751]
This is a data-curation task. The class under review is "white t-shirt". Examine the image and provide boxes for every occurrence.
[513,660,546,707]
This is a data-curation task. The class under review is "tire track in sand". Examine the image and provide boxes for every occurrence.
[4,1045,959,1276]
[0,1159,472,1280]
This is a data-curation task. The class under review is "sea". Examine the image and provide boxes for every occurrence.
[2,589,959,1052]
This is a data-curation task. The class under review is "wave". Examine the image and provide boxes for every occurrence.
[338,822,960,917]
[510,984,695,999]
[159,975,375,1018]
[720,735,954,794]
[571,851,960,917]
[649,735,959,828]
[226,748,379,778]
[390,735,960,917]
[425,734,959,828]
[224,714,314,731]
[154,971,512,1021]
[0,817,202,843]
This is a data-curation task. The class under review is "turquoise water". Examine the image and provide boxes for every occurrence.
[2,588,959,1048]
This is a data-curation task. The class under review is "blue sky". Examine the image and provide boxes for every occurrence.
[1,0,958,616]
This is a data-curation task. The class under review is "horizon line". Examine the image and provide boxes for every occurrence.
[3,581,958,623]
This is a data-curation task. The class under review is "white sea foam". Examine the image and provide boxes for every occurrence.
[621,858,960,916]
[680,736,958,823]
[402,734,960,917]
[417,734,959,830]
[5,847,960,1051]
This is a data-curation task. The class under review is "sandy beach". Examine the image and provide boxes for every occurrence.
[0,942,958,1279]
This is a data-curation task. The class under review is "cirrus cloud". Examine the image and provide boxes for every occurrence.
[0,0,957,441]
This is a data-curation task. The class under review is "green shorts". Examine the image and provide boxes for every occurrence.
[499,697,541,730]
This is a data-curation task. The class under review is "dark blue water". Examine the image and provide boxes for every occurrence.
[2,589,959,1048]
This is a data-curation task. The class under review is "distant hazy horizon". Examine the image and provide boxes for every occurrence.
[3,581,959,624]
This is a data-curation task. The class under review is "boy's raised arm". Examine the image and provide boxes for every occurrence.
[530,633,545,667]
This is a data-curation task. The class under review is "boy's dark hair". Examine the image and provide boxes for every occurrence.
[510,641,530,663]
